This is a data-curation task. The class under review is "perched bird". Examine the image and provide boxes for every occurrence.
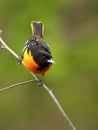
[21,21,55,77]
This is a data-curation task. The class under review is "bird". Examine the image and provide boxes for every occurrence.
[21,21,55,81]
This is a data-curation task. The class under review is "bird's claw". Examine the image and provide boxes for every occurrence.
[17,56,22,65]
[38,79,43,86]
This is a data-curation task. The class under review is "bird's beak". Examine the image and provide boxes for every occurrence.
[47,58,55,64]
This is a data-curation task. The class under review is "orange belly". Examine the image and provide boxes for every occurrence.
[23,49,51,75]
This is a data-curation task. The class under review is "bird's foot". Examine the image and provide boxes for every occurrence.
[17,56,23,65]
[38,79,44,86]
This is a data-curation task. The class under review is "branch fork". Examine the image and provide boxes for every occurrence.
[0,36,76,130]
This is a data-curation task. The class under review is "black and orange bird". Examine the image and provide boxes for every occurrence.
[21,21,55,78]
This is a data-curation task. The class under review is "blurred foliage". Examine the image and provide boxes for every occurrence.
[0,0,98,130]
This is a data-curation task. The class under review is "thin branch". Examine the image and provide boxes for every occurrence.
[0,79,37,92]
[0,37,76,130]
[0,37,19,59]
[43,84,76,130]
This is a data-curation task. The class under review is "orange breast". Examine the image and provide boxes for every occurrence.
[23,49,51,75]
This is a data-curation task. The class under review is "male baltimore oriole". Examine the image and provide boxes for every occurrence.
[21,21,55,76]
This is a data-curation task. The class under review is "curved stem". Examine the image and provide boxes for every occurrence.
[0,79,37,92]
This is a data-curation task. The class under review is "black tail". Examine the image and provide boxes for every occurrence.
[31,21,44,38]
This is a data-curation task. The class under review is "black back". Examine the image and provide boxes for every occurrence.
[22,38,52,70]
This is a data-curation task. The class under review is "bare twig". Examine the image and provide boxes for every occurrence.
[43,83,76,130]
[0,37,19,59]
[0,79,37,92]
[0,37,76,130]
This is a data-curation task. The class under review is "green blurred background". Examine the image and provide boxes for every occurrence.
[0,0,98,130]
